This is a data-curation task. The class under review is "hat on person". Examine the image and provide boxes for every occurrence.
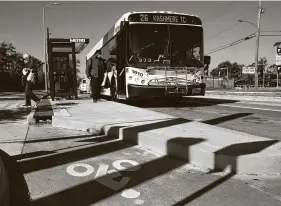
[96,49,101,55]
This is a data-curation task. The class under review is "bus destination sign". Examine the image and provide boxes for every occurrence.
[128,13,202,25]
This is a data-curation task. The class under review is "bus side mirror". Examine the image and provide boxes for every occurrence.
[204,55,211,65]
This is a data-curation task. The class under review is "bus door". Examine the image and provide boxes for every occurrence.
[116,32,127,95]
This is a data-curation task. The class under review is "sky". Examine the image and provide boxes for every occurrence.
[1,1,281,77]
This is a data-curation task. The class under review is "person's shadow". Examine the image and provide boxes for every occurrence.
[0,150,31,206]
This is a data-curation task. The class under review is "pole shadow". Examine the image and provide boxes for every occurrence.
[19,118,191,174]
[202,113,252,125]
[127,96,239,108]
[0,108,31,122]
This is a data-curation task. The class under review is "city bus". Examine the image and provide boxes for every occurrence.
[86,11,211,101]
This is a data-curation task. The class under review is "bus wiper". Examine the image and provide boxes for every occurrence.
[129,43,155,62]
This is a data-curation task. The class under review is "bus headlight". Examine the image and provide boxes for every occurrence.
[141,80,145,84]
[129,76,132,80]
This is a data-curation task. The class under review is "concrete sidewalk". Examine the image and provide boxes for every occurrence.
[203,94,281,102]
[52,99,281,175]
[204,90,281,102]
[0,122,29,156]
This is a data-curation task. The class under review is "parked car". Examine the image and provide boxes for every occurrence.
[79,78,91,94]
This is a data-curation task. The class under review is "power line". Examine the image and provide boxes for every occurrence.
[206,9,257,41]
[205,33,256,55]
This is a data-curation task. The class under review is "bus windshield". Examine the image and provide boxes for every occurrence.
[128,24,203,68]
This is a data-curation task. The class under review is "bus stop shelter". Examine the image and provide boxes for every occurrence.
[47,38,89,101]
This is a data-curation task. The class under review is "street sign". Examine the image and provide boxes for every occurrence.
[276,54,281,65]
[277,48,281,55]
[242,66,255,74]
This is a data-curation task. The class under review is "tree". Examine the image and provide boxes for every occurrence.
[0,41,44,90]
[210,61,243,80]
[0,41,17,72]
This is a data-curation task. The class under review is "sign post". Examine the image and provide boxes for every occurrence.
[276,54,281,88]
[277,66,279,89]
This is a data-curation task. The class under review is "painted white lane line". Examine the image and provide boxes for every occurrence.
[218,104,281,112]
[238,101,281,107]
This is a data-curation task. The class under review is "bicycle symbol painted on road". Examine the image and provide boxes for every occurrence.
[66,159,143,201]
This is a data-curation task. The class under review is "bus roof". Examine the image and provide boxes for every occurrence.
[86,11,201,60]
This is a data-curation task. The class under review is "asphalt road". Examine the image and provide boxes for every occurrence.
[20,124,281,206]
[128,97,281,141]
[1,92,281,205]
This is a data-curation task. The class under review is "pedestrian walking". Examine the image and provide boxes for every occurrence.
[86,49,106,102]
[21,53,40,107]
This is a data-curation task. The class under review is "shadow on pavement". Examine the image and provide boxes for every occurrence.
[25,134,99,144]
[0,97,24,100]
[0,92,23,96]
[19,118,191,174]
[15,135,117,161]
[126,96,239,108]
[29,137,205,206]
[0,108,31,123]
[202,113,252,125]
[11,113,279,205]
[172,139,279,206]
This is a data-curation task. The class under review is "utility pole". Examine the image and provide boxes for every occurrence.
[45,27,50,92]
[226,67,229,80]
[254,0,262,90]
[262,64,265,88]
[277,66,279,89]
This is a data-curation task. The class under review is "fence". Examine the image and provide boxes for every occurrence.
[205,77,234,89]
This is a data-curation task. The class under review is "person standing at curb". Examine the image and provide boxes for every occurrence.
[86,49,106,102]
[21,53,41,107]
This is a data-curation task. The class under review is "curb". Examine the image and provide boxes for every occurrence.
[100,124,281,176]
[52,114,281,175]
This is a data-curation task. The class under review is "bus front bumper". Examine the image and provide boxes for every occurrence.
[127,83,206,98]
